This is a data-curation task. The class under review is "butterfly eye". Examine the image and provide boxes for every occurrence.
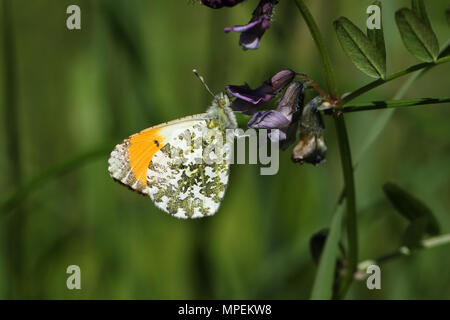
[217,93,229,108]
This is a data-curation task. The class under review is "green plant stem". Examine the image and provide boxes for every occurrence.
[347,39,450,168]
[357,233,450,276]
[293,0,338,99]
[333,42,450,296]
[342,97,450,113]
[294,0,358,300]
[344,40,450,179]
[340,55,450,105]
[333,117,358,299]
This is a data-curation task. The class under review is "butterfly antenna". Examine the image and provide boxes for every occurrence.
[193,69,215,97]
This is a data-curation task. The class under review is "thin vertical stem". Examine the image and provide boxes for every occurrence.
[293,0,358,299]
[333,117,357,299]
[293,0,338,99]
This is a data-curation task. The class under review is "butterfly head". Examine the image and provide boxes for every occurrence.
[207,93,237,129]
[192,70,236,129]
[215,92,230,110]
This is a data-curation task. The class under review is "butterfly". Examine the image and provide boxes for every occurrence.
[108,72,237,219]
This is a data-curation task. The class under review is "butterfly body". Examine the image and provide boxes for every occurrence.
[108,93,237,219]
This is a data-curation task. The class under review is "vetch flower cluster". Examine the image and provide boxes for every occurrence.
[248,81,304,143]
[226,70,328,165]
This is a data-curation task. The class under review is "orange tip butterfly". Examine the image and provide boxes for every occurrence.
[108,70,237,219]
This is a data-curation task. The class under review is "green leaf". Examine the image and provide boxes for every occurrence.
[438,40,450,59]
[334,17,386,79]
[310,205,344,300]
[395,8,439,62]
[402,216,429,248]
[382,182,440,235]
[411,0,432,29]
[367,1,386,69]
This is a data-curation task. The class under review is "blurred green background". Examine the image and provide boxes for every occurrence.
[0,0,449,299]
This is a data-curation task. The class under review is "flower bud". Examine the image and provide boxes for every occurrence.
[292,96,327,165]
[269,69,296,96]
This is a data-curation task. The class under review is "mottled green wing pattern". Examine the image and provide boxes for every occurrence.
[146,119,230,218]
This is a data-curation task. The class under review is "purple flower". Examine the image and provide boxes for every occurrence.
[247,82,305,144]
[201,0,245,9]
[226,69,295,114]
[224,0,279,50]
[248,110,291,141]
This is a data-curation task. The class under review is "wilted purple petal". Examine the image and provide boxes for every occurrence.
[201,0,245,9]
[277,82,305,149]
[276,82,304,120]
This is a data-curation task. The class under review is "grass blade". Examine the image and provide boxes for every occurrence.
[310,205,344,300]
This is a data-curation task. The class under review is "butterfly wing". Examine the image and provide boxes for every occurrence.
[108,115,231,219]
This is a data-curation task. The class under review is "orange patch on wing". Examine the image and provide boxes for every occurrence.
[128,128,165,185]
